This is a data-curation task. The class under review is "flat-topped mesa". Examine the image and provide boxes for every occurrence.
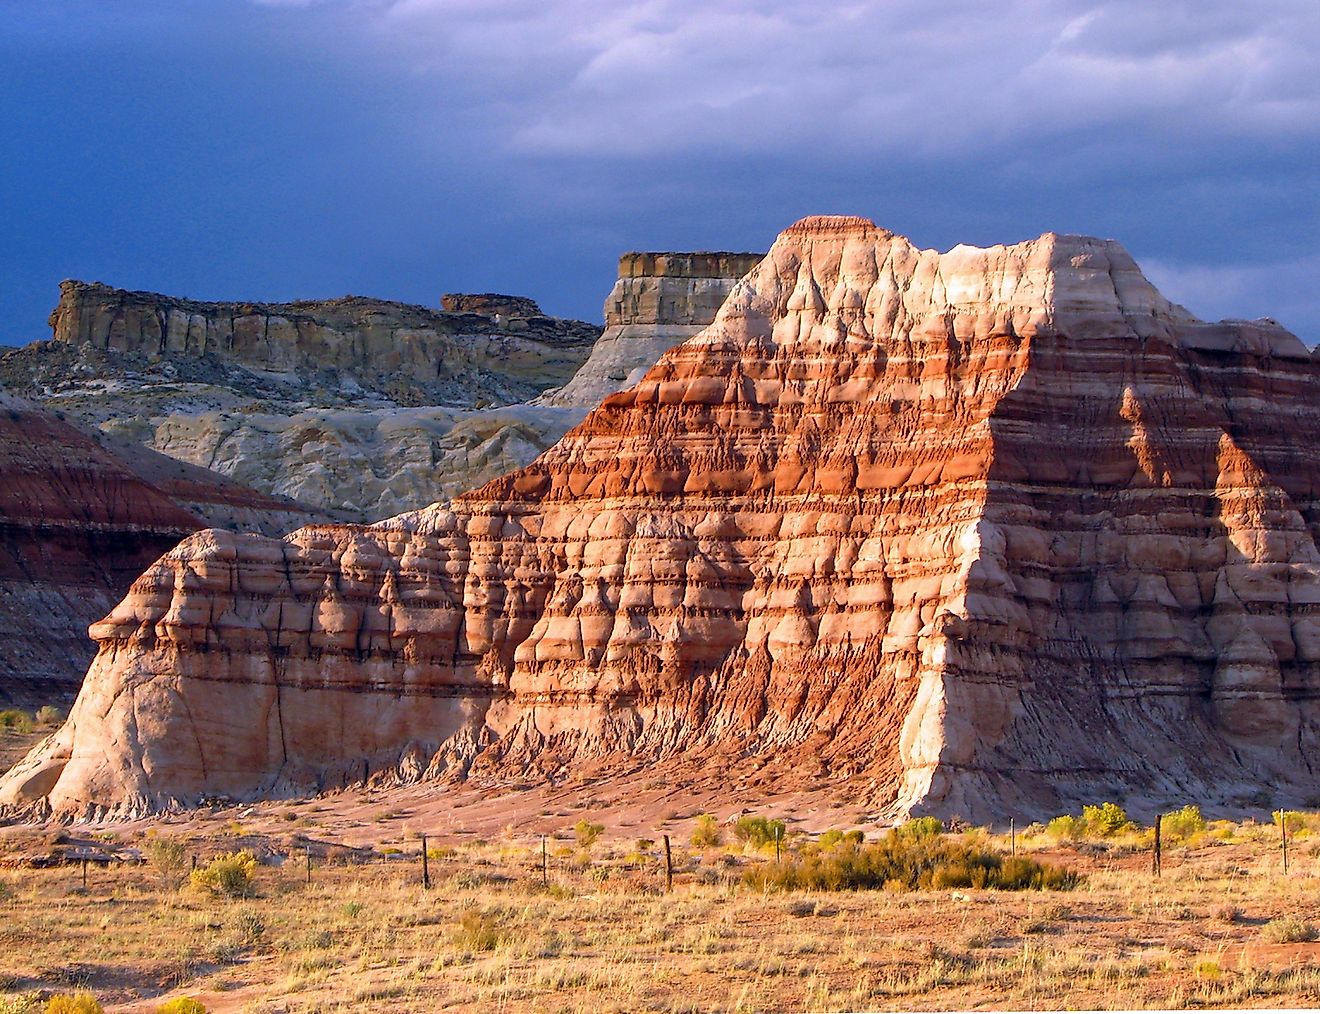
[9,215,1320,822]
[544,249,764,407]
[440,293,542,318]
[49,280,601,408]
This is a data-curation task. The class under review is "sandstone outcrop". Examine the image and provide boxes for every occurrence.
[0,393,329,709]
[6,262,742,519]
[49,281,599,407]
[440,293,542,318]
[8,216,1320,822]
[543,250,762,407]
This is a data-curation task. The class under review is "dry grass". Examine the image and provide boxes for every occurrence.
[0,820,1317,1013]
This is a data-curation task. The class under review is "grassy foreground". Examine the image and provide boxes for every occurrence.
[1,815,1319,1012]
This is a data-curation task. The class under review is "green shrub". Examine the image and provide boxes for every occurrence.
[733,815,786,849]
[0,995,40,1014]
[0,710,32,734]
[897,816,943,840]
[44,996,103,1014]
[743,829,1079,893]
[1081,802,1132,836]
[573,820,604,849]
[451,908,507,951]
[1272,809,1320,832]
[1046,814,1086,842]
[34,706,63,728]
[144,834,188,887]
[690,814,722,847]
[817,829,865,850]
[189,851,257,899]
[155,1000,207,1014]
[1161,804,1207,843]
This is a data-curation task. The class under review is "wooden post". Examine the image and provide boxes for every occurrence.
[1010,817,1016,857]
[541,835,548,887]
[1152,814,1162,877]
[421,833,431,890]
[305,846,312,885]
[663,834,673,893]
[1282,813,1289,874]
[191,855,198,873]
[774,825,782,863]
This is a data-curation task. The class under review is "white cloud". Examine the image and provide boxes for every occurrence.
[296,0,1320,158]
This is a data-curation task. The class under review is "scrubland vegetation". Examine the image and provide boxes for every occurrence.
[0,801,1319,1011]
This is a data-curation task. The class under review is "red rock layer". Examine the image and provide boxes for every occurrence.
[6,217,1319,820]
[0,396,330,708]
[0,397,201,707]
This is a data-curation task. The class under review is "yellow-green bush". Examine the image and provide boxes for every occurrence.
[0,710,32,734]
[573,819,604,849]
[743,830,1079,892]
[817,829,865,850]
[1161,804,1206,843]
[189,851,257,899]
[733,815,786,849]
[690,813,722,847]
[44,995,103,1014]
[1046,814,1086,842]
[156,1000,207,1014]
[1081,802,1132,836]
[897,816,943,839]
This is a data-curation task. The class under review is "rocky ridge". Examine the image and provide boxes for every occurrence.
[49,280,599,407]
[7,215,1318,822]
[4,260,755,520]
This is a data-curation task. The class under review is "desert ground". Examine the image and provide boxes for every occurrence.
[4,731,1320,1013]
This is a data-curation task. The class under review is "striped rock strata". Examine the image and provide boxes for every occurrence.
[6,215,1320,821]
[0,393,329,709]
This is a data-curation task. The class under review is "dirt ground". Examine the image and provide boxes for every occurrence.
[2,779,1320,1013]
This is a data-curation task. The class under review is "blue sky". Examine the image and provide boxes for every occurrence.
[2,0,1317,343]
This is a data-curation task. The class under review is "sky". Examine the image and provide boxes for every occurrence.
[1,0,1318,343]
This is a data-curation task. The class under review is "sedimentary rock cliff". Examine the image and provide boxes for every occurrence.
[6,263,748,519]
[544,251,762,407]
[49,281,599,407]
[0,394,329,709]
[8,215,1319,822]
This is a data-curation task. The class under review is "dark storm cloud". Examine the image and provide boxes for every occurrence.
[1,0,1316,342]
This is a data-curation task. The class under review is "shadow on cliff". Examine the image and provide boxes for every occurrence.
[928,332,1320,821]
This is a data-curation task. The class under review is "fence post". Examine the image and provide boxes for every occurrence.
[1152,814,1162,877]
[774,825,782,863]
[305,846,312,886]
[541,835,548,886]
[1282,812,1289,874]
[663,834,673,893]
[1010,817,1016,857]
[421,833,431,890]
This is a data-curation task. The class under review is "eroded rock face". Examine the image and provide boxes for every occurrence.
[48,281,599,407]
[8,215,1320,821]
[8,261,748,520]
[0,393,330,709]
[542,250,763,407]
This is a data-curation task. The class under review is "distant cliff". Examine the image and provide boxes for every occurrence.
[49,280,600,408]
[544,250,762,407]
